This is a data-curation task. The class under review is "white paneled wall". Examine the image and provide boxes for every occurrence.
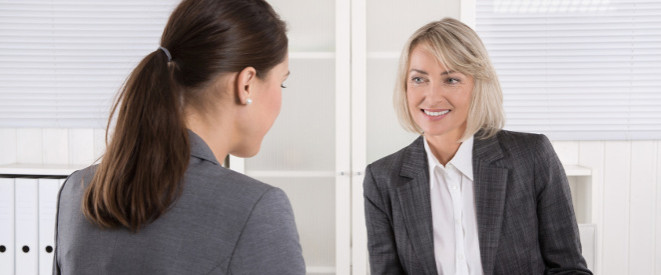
[0,128,105,166]
[2,128,660,275]
[551,140,661,275]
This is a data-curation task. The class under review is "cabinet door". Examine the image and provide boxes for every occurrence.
[236,0,352,274]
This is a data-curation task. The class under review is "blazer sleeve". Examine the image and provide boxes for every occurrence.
[364,165,406,275]
[228,187,305,275]
[533,135,592,275]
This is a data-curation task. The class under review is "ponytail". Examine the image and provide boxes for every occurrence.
[82,48,190,232]
[81,0,287,232]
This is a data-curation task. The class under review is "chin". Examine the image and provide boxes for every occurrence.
[231,142,262,158]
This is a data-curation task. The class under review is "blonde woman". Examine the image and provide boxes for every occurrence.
[363,18,591,275]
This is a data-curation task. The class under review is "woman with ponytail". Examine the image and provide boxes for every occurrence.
[53,0,304,274]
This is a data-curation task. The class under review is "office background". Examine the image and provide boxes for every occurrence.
[1,0,660,274]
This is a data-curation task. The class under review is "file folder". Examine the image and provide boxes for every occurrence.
[15,178,39,275]
[39,178,61,275]
[0,178,15,275]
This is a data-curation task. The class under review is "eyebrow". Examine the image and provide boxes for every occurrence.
[409,69,456,75]
[285,71,290,77]
[409,69,428,75]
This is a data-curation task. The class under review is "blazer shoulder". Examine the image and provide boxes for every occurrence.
[365,136,425,188]
[494,129,545,144]
[492,130,551,154]
[186,159,273,200]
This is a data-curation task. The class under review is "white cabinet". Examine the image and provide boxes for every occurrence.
[566,166,598,272]
[230,0,462,274]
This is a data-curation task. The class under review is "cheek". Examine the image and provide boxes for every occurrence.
[406,90,419,110]
[272,88,282,115]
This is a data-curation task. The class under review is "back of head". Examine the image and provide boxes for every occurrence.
[83,0,288,232]
[394,18,504,141]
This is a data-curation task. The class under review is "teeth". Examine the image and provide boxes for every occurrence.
[423,109,450,116]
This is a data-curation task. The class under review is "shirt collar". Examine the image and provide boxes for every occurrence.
[423,136,474,181]
[188,129,220,166]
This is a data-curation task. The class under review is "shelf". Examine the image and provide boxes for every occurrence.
[0,163,87,177]
[563,165,592,177]
[307,266,336,274]
[246,170,336,178]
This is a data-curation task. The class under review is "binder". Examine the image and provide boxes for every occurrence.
[39,178,61,275]
[15,178,39,275]
[0,178,15,275]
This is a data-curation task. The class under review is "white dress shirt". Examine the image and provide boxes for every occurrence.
[424,137,483,275]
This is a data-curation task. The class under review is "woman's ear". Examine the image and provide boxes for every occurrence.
[235,66,257,105]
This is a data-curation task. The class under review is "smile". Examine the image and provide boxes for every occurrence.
[423,109,450,116]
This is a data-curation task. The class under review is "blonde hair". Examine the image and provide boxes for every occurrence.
[394,17,504,141]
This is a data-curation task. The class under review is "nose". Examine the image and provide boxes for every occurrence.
[424,82,448,103]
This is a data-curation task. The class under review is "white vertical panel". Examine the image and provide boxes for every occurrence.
[579,224,597,271]
[68,129,94,165]
[628,141,656,275]
[93,128,106,162]
[335,0,352,274]
[17,128,43,164]
[578,141,605,275]
[351,0,368,274]
[0,178,15,274]
[38,178,60,275]
[656,141,661,275]
[0,128,17,165]
[43,128,68,165]
[552,141,579,165]
[602,142,631,275]
[15,178,39,275]
[460,0,476,28]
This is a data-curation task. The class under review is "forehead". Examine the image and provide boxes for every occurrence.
[408,44,451,73]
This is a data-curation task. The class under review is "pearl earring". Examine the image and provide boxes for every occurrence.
[246,98,253,105]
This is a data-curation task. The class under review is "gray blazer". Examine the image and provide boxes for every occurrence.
[364,130,591,275]
[53,131,305,275]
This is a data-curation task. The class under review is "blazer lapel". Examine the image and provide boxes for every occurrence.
[472,134,509,275]
[396,137,438,275]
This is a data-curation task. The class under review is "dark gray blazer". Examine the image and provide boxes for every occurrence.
[364,130,591,275]
[53,131,305,275]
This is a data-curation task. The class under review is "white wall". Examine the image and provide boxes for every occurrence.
[551,140,661,275]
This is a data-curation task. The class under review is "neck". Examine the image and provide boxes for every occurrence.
[184,108,235,164]
[425,131,464,166]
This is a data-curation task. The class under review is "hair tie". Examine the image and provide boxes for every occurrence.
[158,46,172,62]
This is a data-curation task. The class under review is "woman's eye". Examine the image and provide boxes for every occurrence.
[447,78,460,84]
[280,84,287,89]
[411,77,425,84]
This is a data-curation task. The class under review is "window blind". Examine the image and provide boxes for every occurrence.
[0,1,178,128]
[475,0,661,140]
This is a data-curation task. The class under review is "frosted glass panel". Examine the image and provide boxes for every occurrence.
[366,58,419,163]
[269,0,335,52]
[245,58,335,171]
[366,0,459,52]
[257,177,336,273]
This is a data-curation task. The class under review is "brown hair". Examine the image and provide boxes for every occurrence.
[82,0,288,232]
